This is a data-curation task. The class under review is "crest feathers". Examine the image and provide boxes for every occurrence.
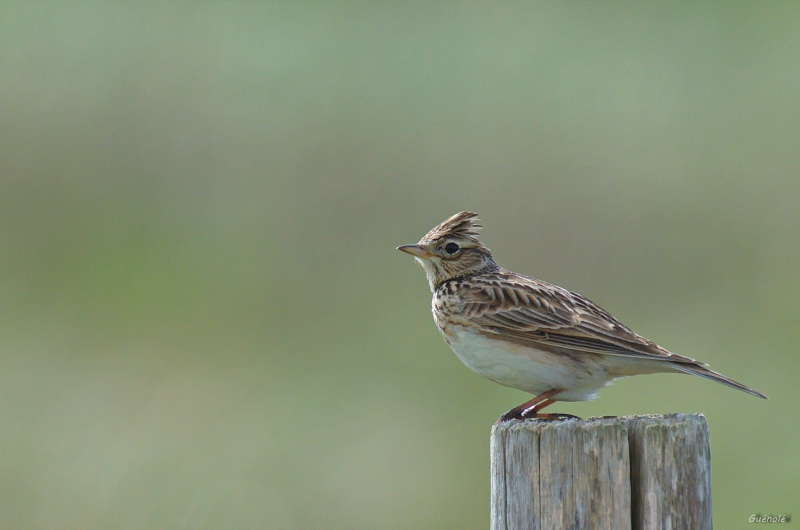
[422,211,482,243]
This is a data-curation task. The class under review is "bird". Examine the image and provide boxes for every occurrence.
[397,212,767,422]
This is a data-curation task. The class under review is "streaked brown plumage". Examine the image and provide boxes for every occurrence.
[398,212,767,421]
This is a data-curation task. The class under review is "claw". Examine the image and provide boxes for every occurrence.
[495,409,525,424]
[530,412,581,421]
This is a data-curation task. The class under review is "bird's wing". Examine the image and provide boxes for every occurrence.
[454,271,703,366]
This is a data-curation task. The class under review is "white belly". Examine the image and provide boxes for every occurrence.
[441,325,614,402]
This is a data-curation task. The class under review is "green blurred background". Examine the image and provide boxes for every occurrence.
[1,2,798,528]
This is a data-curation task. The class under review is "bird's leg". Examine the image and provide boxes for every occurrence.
[496,389,560,424]
[521,399,581,420]
[525,398,555,416]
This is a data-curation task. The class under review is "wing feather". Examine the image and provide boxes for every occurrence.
[455,270,703,366]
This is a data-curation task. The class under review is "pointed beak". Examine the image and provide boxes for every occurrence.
[396,244,431,258]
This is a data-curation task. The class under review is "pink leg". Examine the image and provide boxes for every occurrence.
[496,389,561,423]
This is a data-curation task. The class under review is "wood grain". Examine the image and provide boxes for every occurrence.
[490,414,711,530]
[627,414,712,530]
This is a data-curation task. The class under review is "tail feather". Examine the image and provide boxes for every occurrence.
[668,362,768,399]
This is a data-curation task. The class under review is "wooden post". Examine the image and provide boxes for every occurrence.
[628,414,712,530]
[490,413,711,530]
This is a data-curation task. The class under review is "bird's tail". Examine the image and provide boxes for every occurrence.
[668,362,768,399]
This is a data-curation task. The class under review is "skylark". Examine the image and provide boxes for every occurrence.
[398,212,767,421]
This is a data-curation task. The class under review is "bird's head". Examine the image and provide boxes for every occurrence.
[397,211,498,292]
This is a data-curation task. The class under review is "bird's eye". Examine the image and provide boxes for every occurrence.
[444,242,460,255]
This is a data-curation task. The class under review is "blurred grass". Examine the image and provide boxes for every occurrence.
[0,2,798,528]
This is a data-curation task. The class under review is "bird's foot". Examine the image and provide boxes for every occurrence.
[495,409,525,424]
[495,390,571,424]
[525,412,581,421]
[495,410,581,424]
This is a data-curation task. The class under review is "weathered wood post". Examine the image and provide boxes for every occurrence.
[490,413,711,530]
